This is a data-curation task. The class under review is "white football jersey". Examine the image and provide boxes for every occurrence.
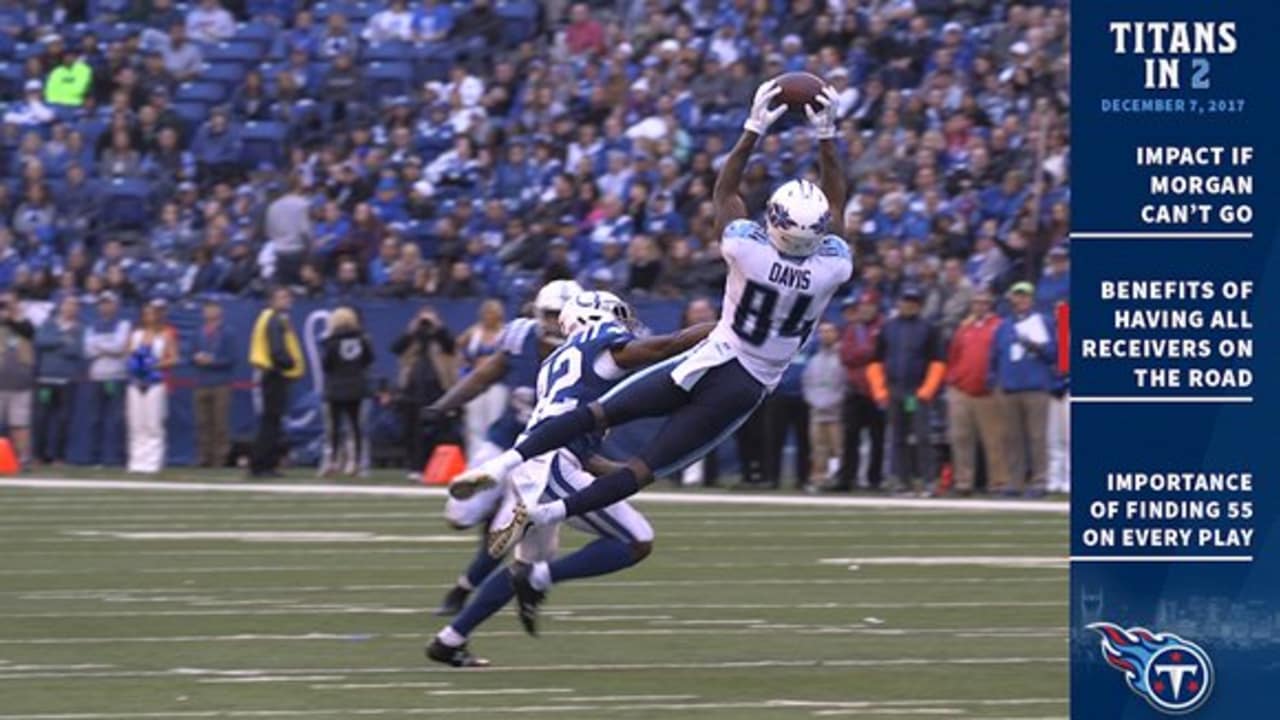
[709,218,853,388]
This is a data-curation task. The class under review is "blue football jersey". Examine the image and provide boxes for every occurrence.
[484,317,544,448]
[522,320,636,459]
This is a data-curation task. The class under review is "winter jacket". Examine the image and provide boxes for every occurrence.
[84,316,131,381]
[839,317,882,397]
[191,321,235,387]
[990,311,1057,393]
[802,346,847,421]
[321,328,374,403]
[946,313,1000,396]
[35,317,84,383]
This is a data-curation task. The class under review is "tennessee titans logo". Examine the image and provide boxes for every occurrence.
[1088,622,1214,714]
[767,202,797,230]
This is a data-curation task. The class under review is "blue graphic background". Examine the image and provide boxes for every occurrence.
[1072,1,1280,717]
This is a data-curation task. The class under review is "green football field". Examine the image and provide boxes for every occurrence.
[0,474,1068,719]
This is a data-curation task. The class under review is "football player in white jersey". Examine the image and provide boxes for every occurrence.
[452,78,854,555]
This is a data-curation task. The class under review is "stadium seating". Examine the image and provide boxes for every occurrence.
[238,120,288,167]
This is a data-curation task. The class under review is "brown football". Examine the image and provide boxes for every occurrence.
[775,71,824,111]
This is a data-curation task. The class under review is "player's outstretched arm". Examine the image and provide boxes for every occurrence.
[714,80,785,237]
[610,321,716,371]
[430,351,508,413]
[808,86,847,238]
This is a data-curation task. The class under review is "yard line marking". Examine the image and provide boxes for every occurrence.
[308,682,452,690]
[63,530,474,544]
[0,600,1060,619]
[820,556,1067,568]
[0,626,1067,646]
[560,695,699,702]
[427,688,573,696]
[0,477,1068,513]
[0,696,1072,719]
[197,675,345,684]
[1,576,1063,598]
[6,542,1065,557]
[0,656,1066,682]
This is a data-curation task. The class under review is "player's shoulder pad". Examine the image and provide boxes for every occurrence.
[724,219,769,245]
[499,317,539,355]
[817,234,852,261]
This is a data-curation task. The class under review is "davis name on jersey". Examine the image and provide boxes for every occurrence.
[713,218,853,388]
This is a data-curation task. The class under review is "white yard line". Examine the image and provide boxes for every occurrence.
[0,656,1065,683]
[0,695,1071,720]
[0,600,1059,619]
[0,626,1067,646]
[820,556,1067,568]
[2,576,1061,599]
[0,477,1068,514]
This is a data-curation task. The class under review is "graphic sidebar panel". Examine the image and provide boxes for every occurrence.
[1071,3,1279,718]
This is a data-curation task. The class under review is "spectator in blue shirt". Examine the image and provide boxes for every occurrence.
[191,300,235,467]
[413,0,455,42]
[990,282,1057,498]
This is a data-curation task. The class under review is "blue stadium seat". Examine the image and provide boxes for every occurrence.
[364,62,413,99]
[96,23,135,43]
[198,62,245,91]
[364,41,413,63]
[239,120,288,167]
[498,1,539,47]
[171,101,210,139]
[414,45,457,84]
[0,32,14,60]
[235,21,279,52]
[0,62,21,96]
[245,1,297,21]
[13,42,39,62]
[345,1,376,23]
[101,178,152,230]
[202,41,263,67]
[175,81,227,105]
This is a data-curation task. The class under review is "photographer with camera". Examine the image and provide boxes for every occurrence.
[0,291,35,469]
[389,306,456,478]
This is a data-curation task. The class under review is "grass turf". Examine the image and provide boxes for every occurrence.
[0,475,1067,719]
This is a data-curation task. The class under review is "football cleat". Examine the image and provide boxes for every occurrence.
[509,561,546,637]
[432,585,470,617]
[425,638,491,668]
[486,493,530,557]
[448,468,499,501]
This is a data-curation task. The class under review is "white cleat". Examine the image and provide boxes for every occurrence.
[486,494,529,557]
[448,468,499,500]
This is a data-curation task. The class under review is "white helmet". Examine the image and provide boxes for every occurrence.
[559,291,632,337]
[533,279,584,341]
[534,279,583,314]
[764,179,831,257]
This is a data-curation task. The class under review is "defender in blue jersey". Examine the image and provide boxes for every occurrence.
[451,78,854,557]
[427,292,714,667]
[424,280,581,616]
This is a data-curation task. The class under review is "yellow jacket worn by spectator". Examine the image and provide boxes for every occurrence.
[249,289,302,477]
[45,59,92,107]
[249,307,304,379]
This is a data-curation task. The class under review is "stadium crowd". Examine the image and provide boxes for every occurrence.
[0,0,1071,494]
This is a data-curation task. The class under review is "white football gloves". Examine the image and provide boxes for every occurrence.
[743,79,787,136]
[805,85,839,140]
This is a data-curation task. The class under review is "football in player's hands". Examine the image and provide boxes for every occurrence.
[775,71,826,112]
